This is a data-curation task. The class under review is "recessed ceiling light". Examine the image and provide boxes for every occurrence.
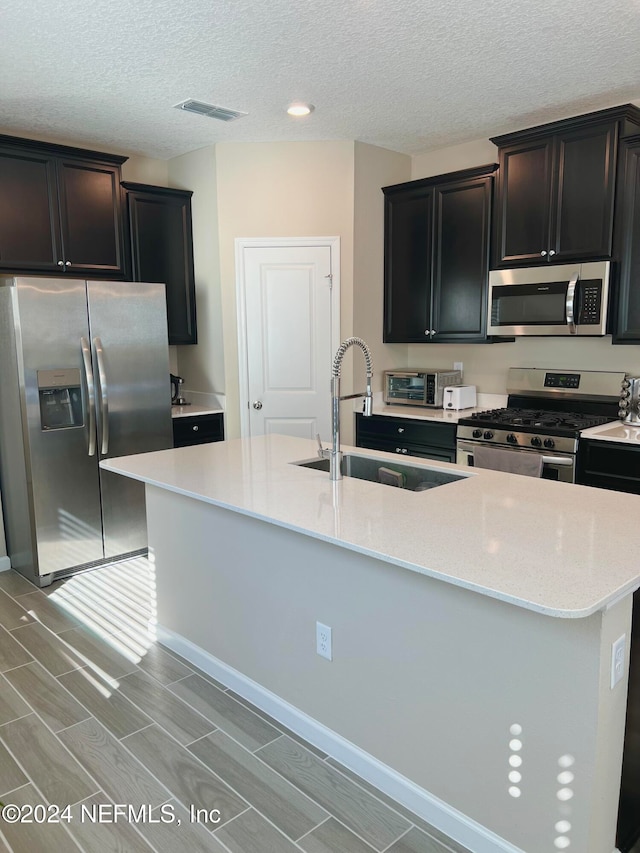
[287,103,315,117]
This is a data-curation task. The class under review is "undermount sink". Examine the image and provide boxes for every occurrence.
[293,453,468,491]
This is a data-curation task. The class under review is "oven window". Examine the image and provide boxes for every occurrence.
[388,376,425,401]
[492,282,567,326]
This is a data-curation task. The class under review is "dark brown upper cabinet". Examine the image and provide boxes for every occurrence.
[491,105,640,268]
[383,163,506,344]
[611,134,640,344]
[123,182,197,346]
[0,134,126,276]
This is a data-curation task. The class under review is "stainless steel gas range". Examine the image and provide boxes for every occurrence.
[456,367,625,482]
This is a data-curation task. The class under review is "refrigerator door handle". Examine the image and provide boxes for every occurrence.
[94,337,110,456]
[80,336,97,457]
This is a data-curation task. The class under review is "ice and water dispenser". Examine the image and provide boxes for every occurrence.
[37,369,84,430]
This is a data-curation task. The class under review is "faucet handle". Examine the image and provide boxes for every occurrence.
[316,433,330,459]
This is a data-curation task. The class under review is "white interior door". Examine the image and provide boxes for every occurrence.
[238,240,338,441]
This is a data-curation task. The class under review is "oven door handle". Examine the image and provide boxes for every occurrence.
[566,272,579,335]
[542,455,573,467]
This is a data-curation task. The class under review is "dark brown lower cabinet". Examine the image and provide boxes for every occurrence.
[172,413,224,447]
[576,438,640,494]
[123,183,197,345]
[355,413,456,463]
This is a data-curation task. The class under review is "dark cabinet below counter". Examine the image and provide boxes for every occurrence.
[576,439,640,494]
[355,413,456,463]
[173,412,224,447]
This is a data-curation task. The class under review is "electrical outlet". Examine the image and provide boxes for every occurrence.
[316,621,332,661]
[611,634,626,689]
[454,361,463,375]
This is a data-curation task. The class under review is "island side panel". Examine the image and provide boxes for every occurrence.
[145,485,631,853]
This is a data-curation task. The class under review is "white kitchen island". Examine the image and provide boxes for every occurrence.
[101,434,640,853]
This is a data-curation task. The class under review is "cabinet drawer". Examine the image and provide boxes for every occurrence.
[356,436,456,464]
[173,413,224,447]
[577,439,640,494]
[355,413,456,450]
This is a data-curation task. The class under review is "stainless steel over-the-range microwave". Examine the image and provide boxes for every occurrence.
[487,260,610,336]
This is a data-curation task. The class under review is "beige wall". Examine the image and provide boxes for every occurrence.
[121,155,169,186]
[353,142,410,392]
[411,138,498,179]
[149,485,631,853]
[215,140,356,439]
[168,146,225,395]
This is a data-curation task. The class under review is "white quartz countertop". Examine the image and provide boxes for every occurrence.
[101,434,640,619]
[581,420,640,444]
[171,404,224,418]
[366,393,507,423]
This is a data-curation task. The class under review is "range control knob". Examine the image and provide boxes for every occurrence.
[543,438,555,449]
[531,436,542,447]
[483,430,494,440]
[506,433,518,444]
[472,428,483,438]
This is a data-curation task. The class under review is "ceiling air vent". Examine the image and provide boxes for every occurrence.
[174,99,247,122]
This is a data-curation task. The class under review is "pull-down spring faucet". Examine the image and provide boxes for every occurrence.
[318,337,373,481]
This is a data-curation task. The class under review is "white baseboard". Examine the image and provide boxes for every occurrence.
[0,556,11,572]
[158,624,524,853]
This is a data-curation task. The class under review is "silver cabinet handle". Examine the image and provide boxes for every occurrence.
[252,401,263,410]
[65,260,71,266]
[57,260,64,266]
[398,427,405,433]
[192,424,199,431]
[541,250,547,256]
[80,337,96,457]
[548,250,556,257]
[93,337,110,455]
[566,272,579,335]
[424,329,430,336]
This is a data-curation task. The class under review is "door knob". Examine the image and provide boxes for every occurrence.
[252,401,263,410]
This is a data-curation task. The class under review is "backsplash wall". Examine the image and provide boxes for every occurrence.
[404,337,640,394]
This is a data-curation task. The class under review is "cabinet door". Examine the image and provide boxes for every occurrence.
[612,139,640,343]
[57,158,124,276]
[552,122,616,261]
[125,186,197,345]
[432,175,492,341]
[577,439,640,494]
[0,147,63,271]
[383,187,433,342]
[494,139,553,266]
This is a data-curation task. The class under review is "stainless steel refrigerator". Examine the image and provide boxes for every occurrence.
[0,276,173,587]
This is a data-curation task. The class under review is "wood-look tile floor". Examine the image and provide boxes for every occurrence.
[0,559,470,853]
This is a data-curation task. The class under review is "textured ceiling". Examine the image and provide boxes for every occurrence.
[1,0,640,160]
